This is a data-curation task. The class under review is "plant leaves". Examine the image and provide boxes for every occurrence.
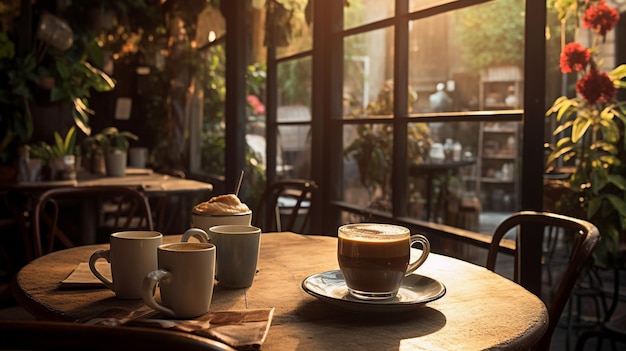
[571,115,592,142]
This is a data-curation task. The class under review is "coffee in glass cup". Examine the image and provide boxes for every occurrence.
[337,223,430,300]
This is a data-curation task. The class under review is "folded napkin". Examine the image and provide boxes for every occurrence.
[85,308,275,350]
[60,262,109,288]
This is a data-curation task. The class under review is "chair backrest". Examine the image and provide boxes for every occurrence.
[0,320,236,351]
[253,179,317,233]
[486,211,600,351]
[32,186,154,259]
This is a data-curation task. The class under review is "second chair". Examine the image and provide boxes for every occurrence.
[253,179,317,233]
[486,211,600,351]
[31,186,154,259]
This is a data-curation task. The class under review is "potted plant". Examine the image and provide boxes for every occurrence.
[29,126,78,180]
[1,9,116,178]
[545,0,626,269]
[89,127,139,177]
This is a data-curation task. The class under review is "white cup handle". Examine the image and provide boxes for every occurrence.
[181,228,210,243]
[405,234,430,276]
[89,249,114,291]
[142,269,176,317]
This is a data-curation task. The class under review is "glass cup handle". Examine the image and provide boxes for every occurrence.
[405,234,430,276]
[88,249,114,291]
[181,228,210,243]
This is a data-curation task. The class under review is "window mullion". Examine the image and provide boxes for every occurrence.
[393,0,409,218]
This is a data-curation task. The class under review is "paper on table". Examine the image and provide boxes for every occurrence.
[86,308,275,350]
[60,262,109,289]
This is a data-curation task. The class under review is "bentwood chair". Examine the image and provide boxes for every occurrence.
[574,248,626,351]
[0,320,236,351]
[31,186,154,259]
[486,211,600,351]
[253,179,317,233]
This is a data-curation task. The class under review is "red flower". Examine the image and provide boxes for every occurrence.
[560,42,591,73]
[582,0,620,36]
[576,68,616,104]
[247,94,265,115]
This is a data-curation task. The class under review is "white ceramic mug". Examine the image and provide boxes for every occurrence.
[207,224,262,289]
[142,242,216,318]
[89,231,163,299]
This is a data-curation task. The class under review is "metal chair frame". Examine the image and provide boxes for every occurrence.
[31,186,154,259]
[486,211,600,351]
[253,179,317,233]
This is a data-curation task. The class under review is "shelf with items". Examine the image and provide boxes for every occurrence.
[474,121,521,212]
[479,66,523,111]
[473,66,523,212]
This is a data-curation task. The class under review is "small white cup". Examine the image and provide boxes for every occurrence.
[207,224,262,289]
[142,241,216,318]
[89,231,163,299]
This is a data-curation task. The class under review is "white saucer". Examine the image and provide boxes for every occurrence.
[301,270,446,312]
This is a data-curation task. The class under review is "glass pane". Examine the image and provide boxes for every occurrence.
[277,57,312,114]
[343,123,393,214]
[408,121,479,223]
[199,44,226,177]
[344,0,394,30]
[276,56,311,179]
[406,120,521,230]
[408,1,525,114]
[278,124,311,179]
[343,27,395,118]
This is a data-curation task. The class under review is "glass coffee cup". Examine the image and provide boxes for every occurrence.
[337,223,430,300]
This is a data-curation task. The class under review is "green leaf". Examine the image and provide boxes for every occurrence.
[587,196,602,218]
[555,99,575,122]
[54,58,71,79]
[605,193,626,218]
[571,115,592,142]
[63,126,76,155]
[553,119,573,135]
[609,64,626,80]
[81,62,116,92]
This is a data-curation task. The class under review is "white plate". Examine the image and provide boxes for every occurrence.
[301,270,446,312]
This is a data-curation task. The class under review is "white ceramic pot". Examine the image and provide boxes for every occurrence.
[106,151,127,177]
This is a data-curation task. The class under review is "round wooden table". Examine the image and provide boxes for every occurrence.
[13,232,548,350]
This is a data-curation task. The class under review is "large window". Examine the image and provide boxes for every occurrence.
[335,0,525,234]
[198,0,546,238]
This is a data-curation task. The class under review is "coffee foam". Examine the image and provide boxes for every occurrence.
[193,194,250,215]
[338,223,409,241]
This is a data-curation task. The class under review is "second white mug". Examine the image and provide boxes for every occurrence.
[208,224,262,289]
[143,242,216,318]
